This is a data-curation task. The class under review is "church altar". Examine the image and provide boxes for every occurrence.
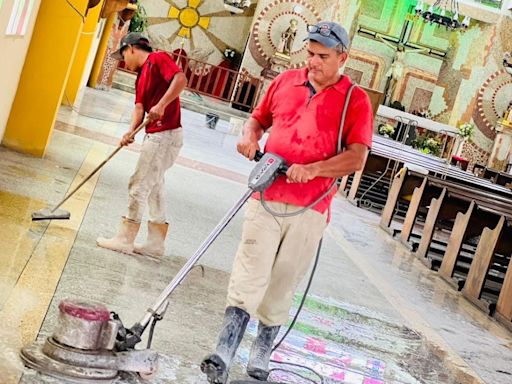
[376,105,458,136]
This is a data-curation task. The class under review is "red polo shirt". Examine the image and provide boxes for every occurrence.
[135,51,182,133]
[251,68,373,214]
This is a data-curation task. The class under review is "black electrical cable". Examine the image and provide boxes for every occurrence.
[266,238,324,384]
[269,365,322,384]
[272,238,322,353]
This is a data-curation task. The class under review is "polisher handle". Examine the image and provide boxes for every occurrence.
[254,150,288,173]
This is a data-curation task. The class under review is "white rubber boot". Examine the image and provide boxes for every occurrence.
[96,217,140,254]
[134,221,169,257]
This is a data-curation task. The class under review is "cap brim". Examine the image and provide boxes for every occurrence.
[111,49,123,60]
[303,34,339,48]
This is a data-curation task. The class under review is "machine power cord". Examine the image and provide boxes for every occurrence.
[268,239,324,383]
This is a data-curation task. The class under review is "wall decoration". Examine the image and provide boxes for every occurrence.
[144,0,255,66]
[6,0,35,36]
[250,0,321,68]
[473,69,512,139]
[167,0,210,38]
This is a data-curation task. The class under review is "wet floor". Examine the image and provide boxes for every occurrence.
[1,87,512,384]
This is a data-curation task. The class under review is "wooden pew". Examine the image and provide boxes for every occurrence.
[379,168,426,236]
[495,172,512,187]
[496,254,512,332]
[439,204,505,289]
[462,218,512,315]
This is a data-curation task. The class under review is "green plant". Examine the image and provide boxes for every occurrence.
[412,134,442,156]
[129,2,148,33]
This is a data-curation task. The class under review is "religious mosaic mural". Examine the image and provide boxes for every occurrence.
[354,0,512,165]
[99,0,511,167]
[142,0,256,68]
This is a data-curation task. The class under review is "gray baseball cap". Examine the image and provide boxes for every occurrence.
[111,32,151,60]
[304,21,350,50]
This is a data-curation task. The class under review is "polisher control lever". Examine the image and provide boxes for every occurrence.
[249,151,288,192]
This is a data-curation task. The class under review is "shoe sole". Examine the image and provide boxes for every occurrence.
[201,355,227,384]
[247,367,269,381]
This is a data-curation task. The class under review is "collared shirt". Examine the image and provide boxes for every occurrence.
[135,52,182,133]
[251,67,373,214]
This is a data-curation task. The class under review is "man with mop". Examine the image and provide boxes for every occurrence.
[97,32,187,258]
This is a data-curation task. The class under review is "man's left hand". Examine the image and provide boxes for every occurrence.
[286,164,318,183]
[148,103,165,121]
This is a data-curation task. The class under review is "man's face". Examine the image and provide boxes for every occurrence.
[122,46,137,71]
[306,41,347,85]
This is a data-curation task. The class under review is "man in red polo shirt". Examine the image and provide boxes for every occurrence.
[97,33,186,258]
[201,22,373,383]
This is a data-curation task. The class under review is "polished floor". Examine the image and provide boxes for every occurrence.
[0,88,511,384]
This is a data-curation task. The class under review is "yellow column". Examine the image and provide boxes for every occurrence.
[88,11,116,88]
[64,0,105,105]
[2,0,90,157]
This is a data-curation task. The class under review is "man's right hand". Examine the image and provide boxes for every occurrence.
[120,131,135,146]
[237,135,260,160]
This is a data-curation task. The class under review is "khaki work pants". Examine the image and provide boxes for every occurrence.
[227,199,328,326]
[126,128,183,223]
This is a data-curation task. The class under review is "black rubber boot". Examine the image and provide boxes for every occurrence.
[201,306,250,384]
[246,322,280,381]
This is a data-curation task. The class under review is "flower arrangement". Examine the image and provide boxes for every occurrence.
[458,122,474,140]
[224,48,237,60]
[412,134,442,156]
[378,123,395,137]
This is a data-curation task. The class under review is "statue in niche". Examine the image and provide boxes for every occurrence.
[277,19,298,56]
[378,37,428,104]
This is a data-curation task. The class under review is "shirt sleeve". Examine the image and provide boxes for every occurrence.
[251,75,281,130]
[155,52,182,83]
[343,87,374,149]
[135,76,144,105]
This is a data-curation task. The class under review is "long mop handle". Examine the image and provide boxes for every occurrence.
[49,119,151,214]
[139,188,254,329]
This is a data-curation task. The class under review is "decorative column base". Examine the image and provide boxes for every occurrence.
[487,120,512,171]
[258,53,291,105]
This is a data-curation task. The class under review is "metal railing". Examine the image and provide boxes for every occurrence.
[170,51,263,113]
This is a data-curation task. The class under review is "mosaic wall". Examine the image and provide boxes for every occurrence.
[142,0,256,68]
[109,0,511,166]
[355,0,512,165]
[239,0,357,77]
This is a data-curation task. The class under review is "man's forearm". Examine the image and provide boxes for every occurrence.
[243,117,265,141]
[130,105,145,132]
[158,72,187,109]
[310,146,368,178]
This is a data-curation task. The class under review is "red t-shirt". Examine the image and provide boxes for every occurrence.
[251,68,373,214]
[135,51,182,133]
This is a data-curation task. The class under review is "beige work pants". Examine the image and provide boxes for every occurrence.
[227,199,328,326]
[126,128,183,223]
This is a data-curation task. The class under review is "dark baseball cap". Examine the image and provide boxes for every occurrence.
[304,21,350,50]
[111,32,151,60]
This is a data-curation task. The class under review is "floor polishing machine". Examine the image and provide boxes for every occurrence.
[20,151,287,382]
